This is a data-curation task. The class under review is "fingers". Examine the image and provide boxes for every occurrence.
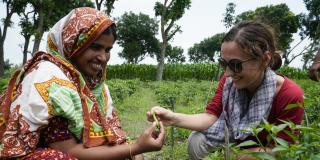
[146,111,154,122]
[309,69,319,81]
[147,106,167,122]
[154,121,165,143]
[309,64,320,81]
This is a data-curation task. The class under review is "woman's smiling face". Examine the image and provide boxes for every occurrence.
[220,41,266,92]
[72,33,114,79]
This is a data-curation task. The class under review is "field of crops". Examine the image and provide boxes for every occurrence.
[107,78,320,160]
[1,65,319,159]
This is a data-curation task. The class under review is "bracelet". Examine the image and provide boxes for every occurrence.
[129,143,135,160]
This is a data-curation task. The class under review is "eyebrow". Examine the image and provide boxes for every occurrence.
[90,42,113,50]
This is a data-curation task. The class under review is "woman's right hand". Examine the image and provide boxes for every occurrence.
[147,106,176,126]
[135,121,165,153]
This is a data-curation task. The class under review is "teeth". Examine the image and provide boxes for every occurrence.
[91,63,102,70]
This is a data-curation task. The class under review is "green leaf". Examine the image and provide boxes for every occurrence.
[285,103,303,110]
[274,137,289,148]
[311,153,320,160]
[251,152,276,160]
[272,146,288,152]
[236,140,258,148]
[271,124,288,134]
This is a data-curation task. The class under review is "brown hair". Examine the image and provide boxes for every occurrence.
[222,21,282,70]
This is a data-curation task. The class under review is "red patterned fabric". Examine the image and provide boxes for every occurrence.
[0,7,128,159]
[19,148,77,160]
[40,117,73,145]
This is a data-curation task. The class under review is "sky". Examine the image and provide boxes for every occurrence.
[0,0,310,68]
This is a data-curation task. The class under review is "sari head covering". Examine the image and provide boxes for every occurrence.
[47,7,114,88]
[0,7,127,151]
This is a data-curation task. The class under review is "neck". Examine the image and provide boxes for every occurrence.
[247,70,265,94]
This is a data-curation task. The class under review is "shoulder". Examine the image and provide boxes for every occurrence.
[274,76,303,104]
[278,77,303,97]
[23,61,70,84]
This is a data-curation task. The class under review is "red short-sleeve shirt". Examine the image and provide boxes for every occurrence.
[205,76,304,145]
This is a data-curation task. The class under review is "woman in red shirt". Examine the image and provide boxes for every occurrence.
[147,21,304,160]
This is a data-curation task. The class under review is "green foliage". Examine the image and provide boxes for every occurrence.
[106,63,220,81]
[231,120,320,160]
[117,12,159,64]
[154,0,191,80]
[299,0,320,68]
[276,66,308,79]
[296,79,320,124]
[163,45,185,64]
[188,33,225,63]
[106,79,141,108]
[0,78,8,94]
[299,0,320,41]
[106,64,310,81]
[236,4,299,53]
[108,79,320,159]
[154,0,191,22]
[223,2,236,29]
[235,3,300,66]
[104,0,117,15]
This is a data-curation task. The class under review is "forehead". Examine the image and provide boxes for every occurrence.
[221,41,251,60]
[93,34,114,46]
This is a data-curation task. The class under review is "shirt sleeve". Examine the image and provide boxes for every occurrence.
[205,76,226,117]
[270,78,304,143]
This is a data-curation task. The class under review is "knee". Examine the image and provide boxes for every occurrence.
[187,131,210,160]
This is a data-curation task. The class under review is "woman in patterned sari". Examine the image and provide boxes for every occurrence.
[0,7,164,159]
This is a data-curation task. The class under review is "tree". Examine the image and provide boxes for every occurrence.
[4,59,12,71]
[117,12,159,64]
[235,4,300,65]
[155,44,185,63]
[222,2,236,29]
[299,0,320,69]
[0,0,26,76]
[94,0,117,15]
[19,7,34,64]
[154,0,191,80]
[188,33,225,63]
[165,45,185,63]
[29,0,94,54]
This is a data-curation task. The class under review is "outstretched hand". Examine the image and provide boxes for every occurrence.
[309,62,320,81]
[147,106,176,126]
[136,121,165,153]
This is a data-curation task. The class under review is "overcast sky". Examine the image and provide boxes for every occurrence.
[0,0,309,68]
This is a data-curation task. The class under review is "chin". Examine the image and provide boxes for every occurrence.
[233,81,246,90]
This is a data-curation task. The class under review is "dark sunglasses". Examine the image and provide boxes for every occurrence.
[218,57,255,73]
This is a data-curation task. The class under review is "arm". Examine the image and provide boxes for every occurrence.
[50,122,165,160]
[309,49,320,81]
[148,107,218,131]
[147,77,225,131]
[172,112,217,131]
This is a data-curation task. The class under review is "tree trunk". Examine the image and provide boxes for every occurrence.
[23,36,31,64]
[95,0,103,10]
[32,4,44,54]
[0,41,4,77]
[156,42,167,80]
[0,5,14,76]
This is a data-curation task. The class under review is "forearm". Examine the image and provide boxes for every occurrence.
[173,113,217,131]
[69,142,142,160]
[313,49,320,62]
[51,138,143,160]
